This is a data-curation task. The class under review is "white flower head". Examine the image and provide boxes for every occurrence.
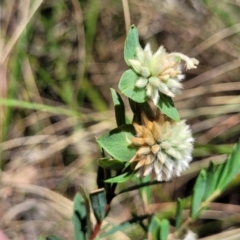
[130,111,194,181]
[128,44,199,104]
[181,230,198,240]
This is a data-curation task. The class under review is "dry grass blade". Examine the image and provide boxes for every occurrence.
[71,0,86,99]
[185,59,240,89]
[197,113,240,143]
[122,0,131,34]
[190,22,240,57]
[1,0,43,64]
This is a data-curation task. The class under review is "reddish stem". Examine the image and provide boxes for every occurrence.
[90,204,111,240]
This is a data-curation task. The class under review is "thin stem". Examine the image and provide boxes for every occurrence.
[122,0,131,34]
[173,189,222,238]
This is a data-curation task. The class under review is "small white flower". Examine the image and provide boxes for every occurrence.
[182,230,198,240]
[128,44,199,104]
[130,111,194,181]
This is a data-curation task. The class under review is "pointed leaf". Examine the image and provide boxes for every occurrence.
[156,94,180,121]
[124,25,140,65]
[118,70,146,103]
[97,124,137,162]
[134,175,151,205]
[105,171,133,183]
[175,198,183,229]
[73,193,87,240]
[98,158,125,171]
[110,88,126,126]
[160,219,169,240]
[202,162,218,201]
[148,216,161,239]
[190,170,207,219]
[90,188,106,223]
[79,185,92,237]
[217,142,240,190]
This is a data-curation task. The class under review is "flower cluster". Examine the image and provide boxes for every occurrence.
[130,111,194,181]
[128,44,199,104]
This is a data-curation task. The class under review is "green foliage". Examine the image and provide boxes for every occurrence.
[156,94,180,121]
[0,98,79,117]
[73,193,89,240]
[124,25,140,65]
[97,124,137,162]
[191,170,207,218]
[118,69,147,103]
[98,158,125,171]
[136,175,152,205]
[217,142,240,190]
[120,26,180,121]
[29,17,240,239]
[105,170,133,183]
[90,189,107,223]
[110,88,126,126]
[190,141,240,219]
[202,162,219,201]
[160,219,169,240]
[100,214,149,238]
[148,217,169,240]
[175,199,183,229]
[148,216,161,239]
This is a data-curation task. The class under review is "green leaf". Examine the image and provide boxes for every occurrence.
[175,198,183,229]
[190,170,207,219]
[202,162,218,201]
[73,193,87,240]
[79,185,92,237]
[105,171,133,183]
[110,88,126,126]
[98,158,125,171]
[0,98,79,117]
[90,188,106,223]
[160,219,169,240]
[97,124,137,162]
[137,175,152,204]
[217,142,240,190]
[124,25,140,65]
[148,216,161,240]
[156,94,180,121]
[46,236,64,240]
[118,70,146,103]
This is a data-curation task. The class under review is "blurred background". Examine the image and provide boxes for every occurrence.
[1,0,240,239]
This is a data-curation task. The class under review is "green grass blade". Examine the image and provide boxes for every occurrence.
[0,98,79,117]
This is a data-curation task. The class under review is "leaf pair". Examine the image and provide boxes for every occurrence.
[148,217,169,240]
[190,142,240,219]
[47,189,107,240]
